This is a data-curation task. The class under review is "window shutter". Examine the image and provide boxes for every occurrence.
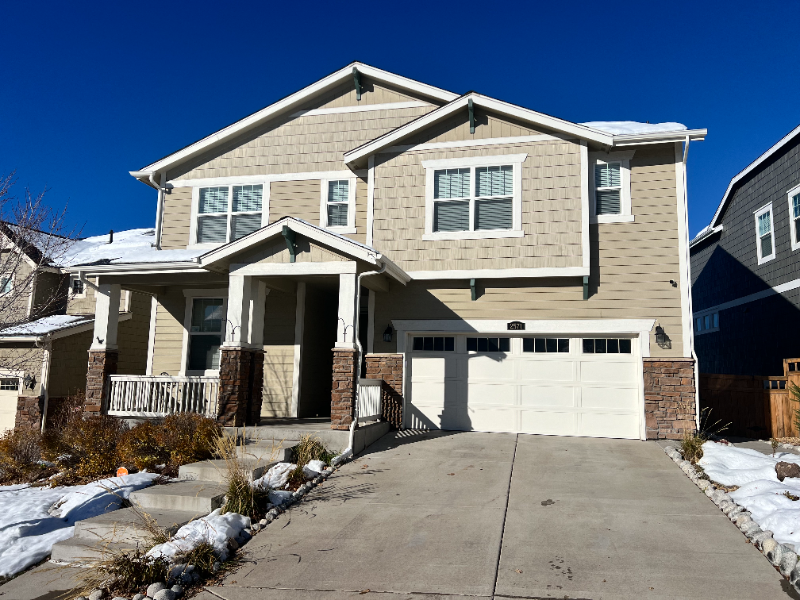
[199,187,229,214]
[197,215,228,243]
[231,213,262,240]
[232,185,263,212]
[475,198,513,230]
[434,200,469,232]
[434,169,470,199]
[327,204,349,227]
[476,165,513,197]
[595,163,621,189]
[595,190,621,215]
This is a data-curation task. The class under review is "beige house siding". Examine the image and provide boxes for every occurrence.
[300,76,434,111]
[269,180,320,224]
[371,144,684,358]
[261,287,296,417]
[404,109,545,146]
[49,330,93,397]
[160,187,193,250]
[151,288,187,376]
[0,345,42,395]
[66,278,98,315]
[352,176,368,245]
[0,254,33,323]
[237,239,348,266]
[372,137,583,272]
[117,291,152,375]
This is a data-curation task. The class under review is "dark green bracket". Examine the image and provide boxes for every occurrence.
[353,67,362,101]
[282,225,297,263]
[583,275,589,300]
[468,98,475,134]
[470,278,477,301]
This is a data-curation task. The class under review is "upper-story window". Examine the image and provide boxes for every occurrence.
[320,179,356,233]
[69,275,85,298]
[195,184,263,245]
[589,151,635,224]
[421,154,525,241]
[788,185,800,251]
[754,203,775,264]
[0,275,12,295]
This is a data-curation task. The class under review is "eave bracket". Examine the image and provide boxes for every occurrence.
[353,67,362,101]
[468,98,475,134]
[282,225,297,263]
[583,275,589,300]
[470,278,477,301]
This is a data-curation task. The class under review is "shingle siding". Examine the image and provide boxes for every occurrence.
[690,134,800,375]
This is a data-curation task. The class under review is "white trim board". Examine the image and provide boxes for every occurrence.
[291,101,430,118]
[392,318,656,336]
[168,170,367,189]
[674,141,694,359]
[291,281,306,418]
[231,261,357,277]
[146,295,158,376]
[407,267,589,280]
[694,277,800,318]
[788,183,800,252]
[385,134,563,154]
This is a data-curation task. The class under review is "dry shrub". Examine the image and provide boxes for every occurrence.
[118,421,168,471]
[291,434,335,467]
[46,415,128,479]
[180,542,217,576]
[160,413,221,466]
[0,427,50,483]
[680,432,705,464]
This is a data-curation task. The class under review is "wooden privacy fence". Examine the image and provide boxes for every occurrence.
[700,358,800,439]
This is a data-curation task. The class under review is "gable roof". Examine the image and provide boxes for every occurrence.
[130,63,458,186]
[693,122,800,247]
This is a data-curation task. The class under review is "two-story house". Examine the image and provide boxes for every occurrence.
[76,63,704,441]
[0,229,154,433]
[691,124,800,377]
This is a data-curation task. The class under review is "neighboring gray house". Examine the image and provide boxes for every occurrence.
[690,124,800,376]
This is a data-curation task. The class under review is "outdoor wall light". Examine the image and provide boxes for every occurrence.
[23,374,36,390]
[383,324,394,343]
[655,326,668,345]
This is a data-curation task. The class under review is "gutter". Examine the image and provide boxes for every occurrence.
[613,128,707,147]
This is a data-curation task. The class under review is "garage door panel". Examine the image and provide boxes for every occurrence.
[468,356,514,380]
[581,386,639,410]
[516,359,575,382]
[520,384,575,408]
[468,383,516,406]
[468,407,516,433]
[578,411,639,439]
[0,389,18,434]
[580,360,638,384]
[520,409,577,436]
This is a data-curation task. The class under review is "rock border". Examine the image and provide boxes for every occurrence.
[662,445,800,591]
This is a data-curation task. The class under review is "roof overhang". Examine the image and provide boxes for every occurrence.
[130,63,458,187]
[612,129,707,146]
[689,225,723,249]
[343,93,617,169]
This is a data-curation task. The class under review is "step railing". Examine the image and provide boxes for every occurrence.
[107,375,219,418]
[357,378,383,423]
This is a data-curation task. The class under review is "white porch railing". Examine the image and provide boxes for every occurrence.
[107,375,220,418]
[357,378,383,423]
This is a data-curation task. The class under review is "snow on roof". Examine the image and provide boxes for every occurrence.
[581,121,687,136]
[0,314,92,337]
[61,228,204,267]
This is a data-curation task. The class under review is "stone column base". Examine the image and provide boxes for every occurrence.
[14,395,43,430]
[365,353,404,429]
[644,358,697,440]
[217,347,257,427]
[331,348,357,431]
[85,349,118,414]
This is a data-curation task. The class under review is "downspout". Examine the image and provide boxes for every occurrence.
[681,136,701,430]
[150,172,165,250]
[39,336,52,433]
[349,262,387,452]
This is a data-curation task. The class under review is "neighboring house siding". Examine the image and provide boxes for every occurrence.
[151,288,187,376]
[33,271,68,318]
[160,187,193,250]
[372,134,584,272]
[269,180,321,224]
[0,254,33,323]
[691,135,800,375]
[261,287,296,417]
[49,330,93,397]
[0,344,43,395]
[66,279,98,315]
[117,291,152,375]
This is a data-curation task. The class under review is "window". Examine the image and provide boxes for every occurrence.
[70,275,85,297]
[422,155,525,240]
[582,338,632,354]
[788,185,800,251]
[0,275,12,295]
[321,178,356,232]
[695,312,719,335]
[467,337,510,353]
[764,380,787,390]
[412,336,455,352]
[754,203,775,264]
[195,184,263,245]
[187,298,225,372]
[0,378,18,391]
[523,338,569,353]
[589,152,634,223]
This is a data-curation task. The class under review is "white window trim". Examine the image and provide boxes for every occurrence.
[589,150,635,224]
[181,292,229,376]
[421,153,526,241]
[320,176,357,234]
[0,273,14,296]
[754,202,776,265]
[788,183,800,251]
[69,274,86,299]
[189,182,269,249]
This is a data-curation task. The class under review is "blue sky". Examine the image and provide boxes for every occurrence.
[3,1,799,238]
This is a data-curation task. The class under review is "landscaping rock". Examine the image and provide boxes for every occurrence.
[751,530,774,548]
[89,591,105,600]
[132,595,145,600]
[780,551,798,577]
[171,584,184,597]
[112,597,128,600]
[153,590,176,600]
[791,565,800,587]
[697,479,710,491]
[252,523,261,532]
[147,582,166,598]
[721,501,737,515]
[259,518,267,526]
[742,522,762,537]
[213,561,221,573]
[764,538,783,565]
[783,543,797,553]
[776,462,800,482]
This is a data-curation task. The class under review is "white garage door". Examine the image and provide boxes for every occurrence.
[0,378,20,434]
[407,335,641,439]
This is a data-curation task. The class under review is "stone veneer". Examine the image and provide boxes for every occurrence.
[14,395,43,430]
[644,358,697,440]
[365,353,404,429]
[218,348,264,427]
[331,348,357,431]
[85,349,118,414]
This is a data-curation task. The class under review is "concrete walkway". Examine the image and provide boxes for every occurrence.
[197,431,795,600]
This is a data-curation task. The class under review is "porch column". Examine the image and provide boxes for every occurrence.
[335,272,357,348]
[85,283,121,414]
[247,280,267,425]
[332,272,358,430]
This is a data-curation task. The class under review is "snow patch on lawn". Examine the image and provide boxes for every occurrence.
[146,508,251,563]
[699,442,800,545]
[0,473,157,578]
[252,462,296,490]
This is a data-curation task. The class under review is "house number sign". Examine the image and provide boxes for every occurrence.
[507,321,525,331]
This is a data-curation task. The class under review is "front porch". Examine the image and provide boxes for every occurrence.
[82,218,406,432]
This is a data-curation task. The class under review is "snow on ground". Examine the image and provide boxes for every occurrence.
[147,508,250,563]
[0,473,156,578]
[581,121,687,135]
[61,228,204,267]
[699,442,800,545]
[252,462,297,490]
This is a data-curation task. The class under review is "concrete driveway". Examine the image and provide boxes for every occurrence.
[198,431,795,600]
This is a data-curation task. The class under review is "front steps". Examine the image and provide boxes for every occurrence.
[129,480,227,513]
